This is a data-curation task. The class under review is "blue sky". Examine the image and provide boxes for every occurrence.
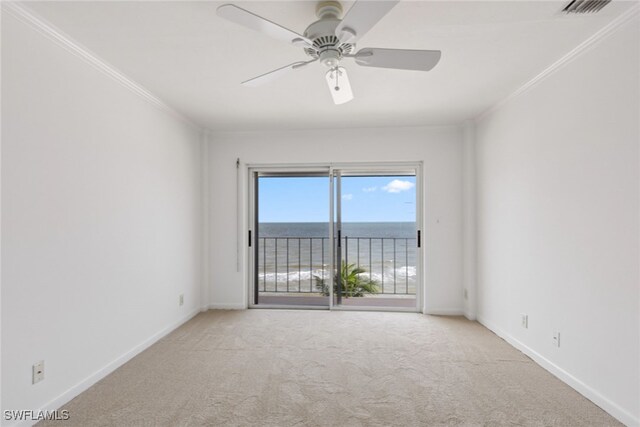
[259,176,416,222]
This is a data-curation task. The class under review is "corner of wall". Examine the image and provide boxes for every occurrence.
[201,130,212,311]
[462,120,477,321]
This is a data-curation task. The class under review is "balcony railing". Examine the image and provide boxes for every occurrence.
[257,236,417,295]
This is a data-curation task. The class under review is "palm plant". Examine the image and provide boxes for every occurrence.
[314,263,379,298]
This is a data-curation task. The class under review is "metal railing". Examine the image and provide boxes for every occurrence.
[257,236,417,295]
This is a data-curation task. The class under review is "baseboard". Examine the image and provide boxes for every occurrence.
[477,316,639,427]
[423,308,465,316]
[8,308,201,427]
[207,303,247,310]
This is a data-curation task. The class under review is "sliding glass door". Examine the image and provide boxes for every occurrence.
[332,169,419,311]
[251,171,331,308]
[249,164,421,312]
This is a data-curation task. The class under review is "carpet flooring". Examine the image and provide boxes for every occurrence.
[39,310,621,426]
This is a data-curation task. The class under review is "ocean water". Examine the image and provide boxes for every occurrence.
[259,222,416,238]
[256,222,417,294]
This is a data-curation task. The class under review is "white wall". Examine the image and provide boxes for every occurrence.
[207,126,464,314]
[1,11,203,420]
[475,16,639,426]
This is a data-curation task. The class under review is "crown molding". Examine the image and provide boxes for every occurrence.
[475,3,640,123]
[2,1,203,131]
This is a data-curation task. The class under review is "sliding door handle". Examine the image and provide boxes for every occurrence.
[417,230,421,248]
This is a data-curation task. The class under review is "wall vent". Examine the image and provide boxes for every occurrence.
[562,0,611,14]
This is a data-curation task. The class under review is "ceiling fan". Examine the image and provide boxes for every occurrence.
[217,1,441,105]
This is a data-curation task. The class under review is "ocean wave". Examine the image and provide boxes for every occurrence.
[259,266,417,293]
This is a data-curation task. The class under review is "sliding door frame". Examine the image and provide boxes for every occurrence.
[247,162,423,313]
[247,166,333,310]
[330,164,423,313]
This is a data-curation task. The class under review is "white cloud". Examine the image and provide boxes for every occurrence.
[342,194,353,200]
[382,179,415,193]
[362,186,377,193]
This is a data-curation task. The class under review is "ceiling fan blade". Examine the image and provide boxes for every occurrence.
[354,48,441,71]
[217,4,314,48]
[242,59,316,87]
[325,67,354,105]
[335,1,399,44]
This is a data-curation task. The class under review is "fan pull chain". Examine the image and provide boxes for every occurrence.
[334,67,340,92]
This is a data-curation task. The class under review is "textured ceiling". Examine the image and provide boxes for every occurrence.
[26,1,637,130]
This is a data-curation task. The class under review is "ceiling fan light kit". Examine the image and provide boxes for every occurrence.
[326,66,353,105]
[217,0,441,105]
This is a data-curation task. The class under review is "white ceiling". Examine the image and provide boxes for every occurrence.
[27,1,635,131]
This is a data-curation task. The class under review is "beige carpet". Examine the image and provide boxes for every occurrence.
[40,310,620,426]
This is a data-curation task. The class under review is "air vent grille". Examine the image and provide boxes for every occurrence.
[563,0,611,14]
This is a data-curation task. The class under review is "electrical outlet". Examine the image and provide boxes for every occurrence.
[520,314,528,329]
[179,294,184,306]
[33,361,44,384]
[552,331,561,347]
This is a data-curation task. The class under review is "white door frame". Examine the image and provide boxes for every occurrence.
[246,161,424,312]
